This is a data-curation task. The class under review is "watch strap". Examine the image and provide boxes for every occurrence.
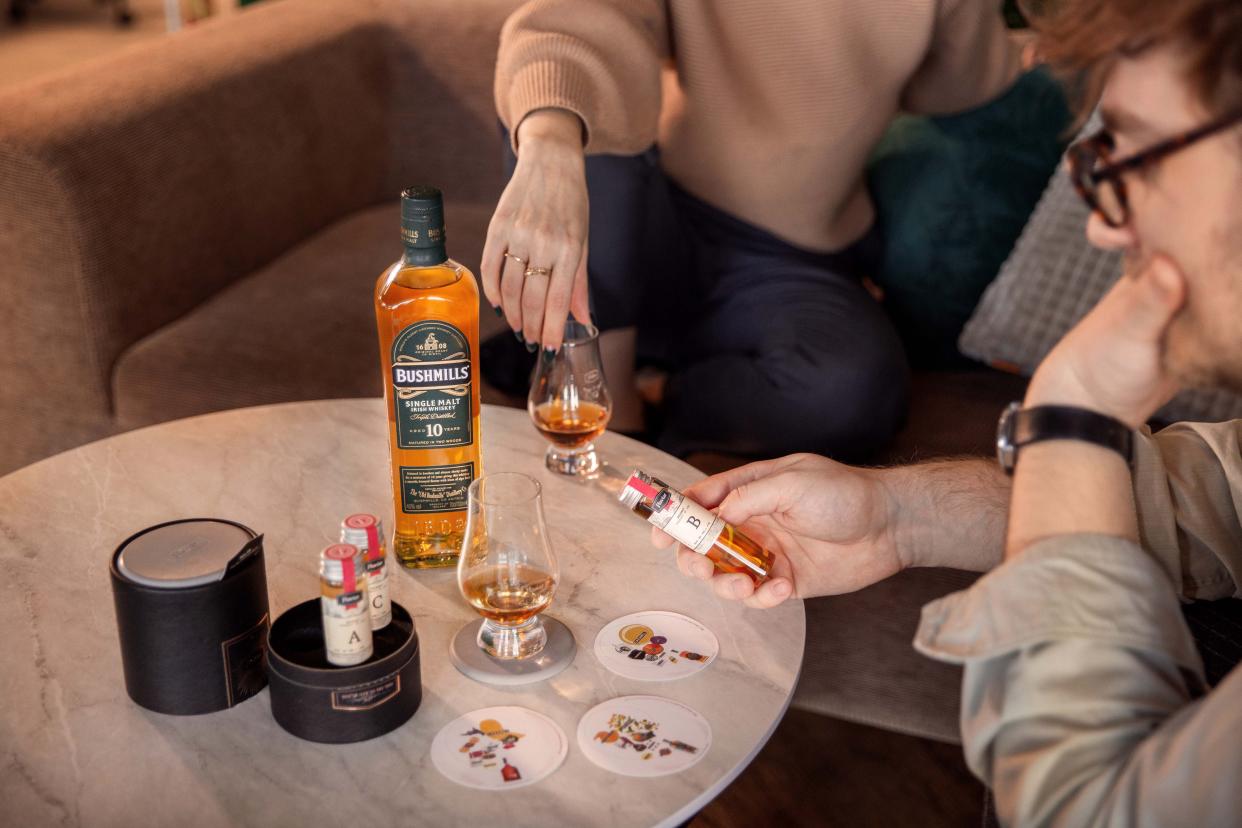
[1008,405,1133,471]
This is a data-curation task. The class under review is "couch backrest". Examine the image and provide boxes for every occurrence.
[0,0,521,473]
[0,0,405,404]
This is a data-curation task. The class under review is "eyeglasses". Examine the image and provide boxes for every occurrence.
[1067,110,1242,227]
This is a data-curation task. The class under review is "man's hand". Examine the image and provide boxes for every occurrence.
[651,454,903,609]
[1025,255,1187,424]
[1006,254,1188,557]
[480,108,591,351]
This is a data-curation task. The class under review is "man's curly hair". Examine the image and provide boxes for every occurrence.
[1028,0,1242,121]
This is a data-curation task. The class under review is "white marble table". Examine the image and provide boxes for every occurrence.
[0,401,805,827]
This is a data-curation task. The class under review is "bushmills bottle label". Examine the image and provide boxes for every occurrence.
[391,321,473,450]
[399,462,475,515]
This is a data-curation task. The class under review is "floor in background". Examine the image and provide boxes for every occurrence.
[692,708,983,827]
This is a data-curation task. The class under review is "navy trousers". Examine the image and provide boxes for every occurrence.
[506,140,909,460]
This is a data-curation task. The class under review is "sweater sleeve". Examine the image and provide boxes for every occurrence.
[1132,420,1242,601]
[900,0,1021,115]
[494,0,670,155]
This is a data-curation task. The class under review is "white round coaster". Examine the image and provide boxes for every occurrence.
[431,706,568,791]
[593,611,719,682]
[577,695,712,777]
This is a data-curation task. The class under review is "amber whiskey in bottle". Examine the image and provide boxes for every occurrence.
[619,469,774,586]
[375,187,481,569]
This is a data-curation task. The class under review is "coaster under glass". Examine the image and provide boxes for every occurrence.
[450,616,576,686]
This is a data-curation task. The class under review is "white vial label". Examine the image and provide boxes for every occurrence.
[646,490,725,556]
[366,558,392,630]
[322,583,374,666]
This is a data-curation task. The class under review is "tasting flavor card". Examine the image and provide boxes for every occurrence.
[593,611,719,682]
[577,695,712,777]
[431,706,568,790]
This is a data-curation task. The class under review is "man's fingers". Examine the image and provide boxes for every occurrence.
[715,476,792,528]
[743,577,794,609]
[651,525,676,549]
[682,458,786,509]
[1122,255,1186,342]
[711,573,755,602]
[676,548,714,580]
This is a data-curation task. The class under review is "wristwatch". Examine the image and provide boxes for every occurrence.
[995,402,1133,475]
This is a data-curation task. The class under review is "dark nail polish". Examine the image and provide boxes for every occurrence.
[492,305,504,318]
[514,331,525,344]
[525,341,537,353]
[541,347,556,363]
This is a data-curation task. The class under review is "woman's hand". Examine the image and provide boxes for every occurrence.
[480,108,592,351]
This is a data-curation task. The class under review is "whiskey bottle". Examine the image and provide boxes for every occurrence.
[619,469,774,586]
[375,187,481,568]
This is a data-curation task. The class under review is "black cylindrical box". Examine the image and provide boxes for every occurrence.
[267,600,422,743]
[110,519,271,715]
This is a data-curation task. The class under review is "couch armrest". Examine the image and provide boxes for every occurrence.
[0,0,405,377]
[0,0,517,472]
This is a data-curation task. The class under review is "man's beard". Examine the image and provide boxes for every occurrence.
[1158,232,1242,393]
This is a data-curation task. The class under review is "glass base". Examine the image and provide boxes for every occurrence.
[545,444,600,477]
[477,616,547,660]
[450,616,576,686]
[394,531,461,569]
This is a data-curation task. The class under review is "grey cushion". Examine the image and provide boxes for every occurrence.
[959,151,1242,424]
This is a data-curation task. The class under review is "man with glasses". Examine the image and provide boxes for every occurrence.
[662,0,1242,820]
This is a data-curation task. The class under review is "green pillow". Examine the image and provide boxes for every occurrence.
[866,67,1071,368]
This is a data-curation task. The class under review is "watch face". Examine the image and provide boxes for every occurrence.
[996,402,1021,472]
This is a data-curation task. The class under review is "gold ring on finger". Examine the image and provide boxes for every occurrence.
[524,266,552,278]
[503,251,527,266]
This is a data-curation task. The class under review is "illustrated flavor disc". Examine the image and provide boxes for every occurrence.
[593,611,719,681]
[431,706,568,790]
[577,695,712,777]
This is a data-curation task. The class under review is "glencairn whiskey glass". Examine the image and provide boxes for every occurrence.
[529,319,612,477]
[457,473,559,660]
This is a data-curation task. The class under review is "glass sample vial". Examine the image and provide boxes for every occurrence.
[619,469,773,587]
[340,513,392,630]
[320,543,374,667]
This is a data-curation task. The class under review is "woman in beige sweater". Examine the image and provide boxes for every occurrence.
[482,0,1020,458]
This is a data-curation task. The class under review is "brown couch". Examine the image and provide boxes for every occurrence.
[0,0,519,475]
[0,0,1028,743]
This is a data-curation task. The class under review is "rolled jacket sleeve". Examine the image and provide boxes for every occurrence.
[916,534,1242,826]
[1132,420,1242,600]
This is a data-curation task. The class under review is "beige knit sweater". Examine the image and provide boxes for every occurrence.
[495,0,1020,253]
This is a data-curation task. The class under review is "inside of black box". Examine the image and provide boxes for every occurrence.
[271,601,413,670]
